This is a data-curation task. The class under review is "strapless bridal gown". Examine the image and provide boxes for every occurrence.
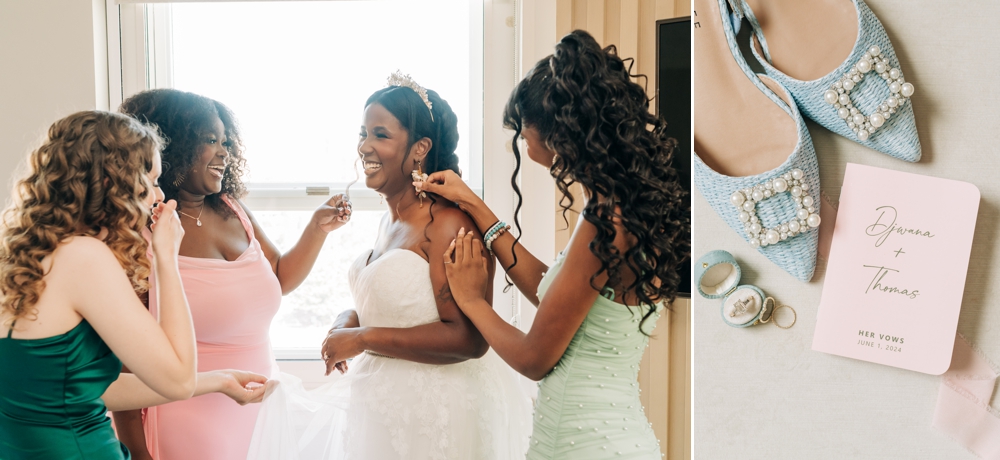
[247,248,532,460]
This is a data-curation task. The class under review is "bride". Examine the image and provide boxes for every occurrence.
[247,74,531,459]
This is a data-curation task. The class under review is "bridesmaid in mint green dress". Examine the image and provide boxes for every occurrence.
[0,111,268,459]
[423,30,688,459]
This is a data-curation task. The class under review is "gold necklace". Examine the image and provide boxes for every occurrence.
[177,202,205,227]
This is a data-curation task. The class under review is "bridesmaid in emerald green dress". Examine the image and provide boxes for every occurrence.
[421,30,688,459]
[0,111,269,459]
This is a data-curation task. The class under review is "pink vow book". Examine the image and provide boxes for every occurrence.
[812,163,980,374]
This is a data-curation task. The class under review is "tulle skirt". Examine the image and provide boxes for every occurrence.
[247,349,532,460]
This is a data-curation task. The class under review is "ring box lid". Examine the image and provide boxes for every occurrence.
[695,250,766,327]
[695,250,742,299]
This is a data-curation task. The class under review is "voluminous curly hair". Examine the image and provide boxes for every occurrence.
[504,30,690,331]
[0,111,162,326]
[119,89,248,218]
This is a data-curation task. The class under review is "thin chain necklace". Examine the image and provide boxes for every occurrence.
[177,201,205,227]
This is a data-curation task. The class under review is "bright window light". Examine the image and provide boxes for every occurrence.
[154,0,483,354]
[169,0,477,187]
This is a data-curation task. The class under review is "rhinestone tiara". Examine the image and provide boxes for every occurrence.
[386,70,434,121]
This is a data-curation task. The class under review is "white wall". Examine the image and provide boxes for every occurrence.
[0,0,108,206]
[514,0,558,330]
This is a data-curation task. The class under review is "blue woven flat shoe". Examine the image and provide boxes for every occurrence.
[737,0,921,162]
[694,0,820,282]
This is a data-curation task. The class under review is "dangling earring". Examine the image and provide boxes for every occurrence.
[172,171,187,188]
[411,159,428,208]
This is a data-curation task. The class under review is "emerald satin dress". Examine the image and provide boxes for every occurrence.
[0,320,130,459]
[527,253,665,459]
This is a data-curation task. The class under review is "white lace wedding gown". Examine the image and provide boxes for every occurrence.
[247,248,532,460]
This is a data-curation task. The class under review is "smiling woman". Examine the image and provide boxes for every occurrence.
[245,76,532,460]
[110,0,495,355]
[120,90,249,223]
[114,89,352,460]
[358,84,461,197]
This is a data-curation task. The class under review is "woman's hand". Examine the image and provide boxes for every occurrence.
[442,228,490,310]
[209,369,269,405]
[321,328,366,376]
[150,200,184,259]
[418,170,483,215]
[321,310,360,374]
[314,194,352,233]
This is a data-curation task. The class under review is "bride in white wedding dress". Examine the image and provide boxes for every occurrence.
[247,76,531,460]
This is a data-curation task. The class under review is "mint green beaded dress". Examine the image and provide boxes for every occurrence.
[527,253,664,459]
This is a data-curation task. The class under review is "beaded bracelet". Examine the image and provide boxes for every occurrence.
[485,223,511,253]
[483,220,505,244]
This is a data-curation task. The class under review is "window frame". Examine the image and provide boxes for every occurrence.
[106,0,521,366]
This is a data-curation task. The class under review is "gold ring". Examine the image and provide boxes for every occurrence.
[772,304,797,329]
[759,297,775,324]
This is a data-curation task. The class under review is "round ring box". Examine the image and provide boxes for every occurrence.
[694,250,772,328]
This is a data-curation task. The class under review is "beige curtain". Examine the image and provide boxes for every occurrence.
[556,0,688,101]
[552,1,691,459]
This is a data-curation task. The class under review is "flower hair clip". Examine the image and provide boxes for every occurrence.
[386,70,434,121]
[412,160,428,208]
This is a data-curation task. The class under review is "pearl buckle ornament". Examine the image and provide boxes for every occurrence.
[822,45,914,141]
[730,168,821,249]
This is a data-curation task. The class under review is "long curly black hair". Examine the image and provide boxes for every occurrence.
[504,30,689,330]
[119,89,248,218]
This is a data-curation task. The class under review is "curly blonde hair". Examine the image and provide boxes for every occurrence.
[0,111,163,326]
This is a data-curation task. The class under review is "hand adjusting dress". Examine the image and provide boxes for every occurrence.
[527,252,665,459]
[0,320,130,459]
[247,248,532,460]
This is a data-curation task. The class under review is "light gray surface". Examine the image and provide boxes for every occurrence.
[693,1,1000,458]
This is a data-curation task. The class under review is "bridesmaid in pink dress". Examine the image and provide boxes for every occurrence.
[114,89,351,460]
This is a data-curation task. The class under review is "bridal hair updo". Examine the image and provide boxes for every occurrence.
[0,111,162,326]
[503,29,690,330]
[119,89,248,219]
[364,84,462,178]
[365,83,463,249]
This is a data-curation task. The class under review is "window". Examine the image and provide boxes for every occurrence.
[110,0,516,361]
[169,1,481,188]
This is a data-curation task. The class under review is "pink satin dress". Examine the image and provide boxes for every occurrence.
[143,195,282,460]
